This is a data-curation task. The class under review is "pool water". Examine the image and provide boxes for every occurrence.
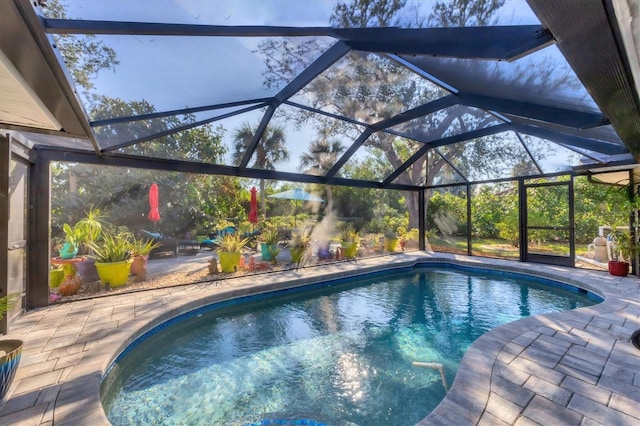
[102,266,599,426]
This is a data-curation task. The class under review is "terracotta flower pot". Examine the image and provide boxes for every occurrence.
[58,274,81,296]
[130,255,149,281]
[608,260,629,277]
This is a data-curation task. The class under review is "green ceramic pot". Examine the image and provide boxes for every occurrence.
[385,238,398,252]
[342,242,357,259]
[260,243,278,261]
[290,247,306,264]
[49,268,64,288]
[95,259,133,288]
[218,251,241,273]
[58,243,78,259]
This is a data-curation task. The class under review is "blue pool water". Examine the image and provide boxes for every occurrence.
[101,266,600,426]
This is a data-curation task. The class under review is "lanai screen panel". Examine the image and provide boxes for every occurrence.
[51,34,334,116]
[93,106,257,150]
[341,131,425,183]
[52,0,541,27]
[289,51,449,125]
[389,105,503,143]
[13,131,95,151]
[402,45,600,114]
[424,150,467,186]
[506,116,627,147]
[521,135,600,173]
[115,120,226,163]
[51,0,338,26]
[440,131,538,181]
[257,104,366,175]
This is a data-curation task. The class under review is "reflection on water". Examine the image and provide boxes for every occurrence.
[102,267,597,426]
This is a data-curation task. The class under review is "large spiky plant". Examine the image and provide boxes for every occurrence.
[216,233,249,253]
[87,231,133,263]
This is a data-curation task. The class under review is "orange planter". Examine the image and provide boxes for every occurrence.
[58,275,81,296]
[131,255,149,281]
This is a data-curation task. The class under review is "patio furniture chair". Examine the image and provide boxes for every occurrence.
[200,227,262,251]
[200,226,236,250]
[142,230,178,258]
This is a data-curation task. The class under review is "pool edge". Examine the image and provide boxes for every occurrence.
[51,252,638,425]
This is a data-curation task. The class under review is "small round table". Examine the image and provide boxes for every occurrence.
[51,256,86,277]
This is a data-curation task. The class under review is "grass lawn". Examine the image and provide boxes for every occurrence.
[429,236,588,259]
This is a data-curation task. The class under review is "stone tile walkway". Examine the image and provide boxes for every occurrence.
[1,252,639,425]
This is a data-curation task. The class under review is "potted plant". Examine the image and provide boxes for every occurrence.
[87,231,133,288]
[259,226,280,262]
[340,226,359,259]
[607,229,635,276]
[59,222,83,259]
[130,237,160,281]
[72,208,104,283]
[600,182,640,276]
[49,265,64,289]
[383,227,399,252]
[0,293,23,401]
[289,229,311,264]
[216,233,249,273]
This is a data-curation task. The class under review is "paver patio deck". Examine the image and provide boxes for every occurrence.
[1,252,639,425]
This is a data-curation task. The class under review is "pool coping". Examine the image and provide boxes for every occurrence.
[1,252,639,425]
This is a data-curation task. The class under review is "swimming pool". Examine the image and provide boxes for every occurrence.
[101,265,600,426]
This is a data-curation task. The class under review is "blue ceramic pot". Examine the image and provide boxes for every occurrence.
[58,243,78,259]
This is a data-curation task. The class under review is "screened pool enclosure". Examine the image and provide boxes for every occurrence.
[2,0,640,326]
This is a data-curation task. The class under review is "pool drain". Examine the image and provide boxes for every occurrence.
[632,329,640,350]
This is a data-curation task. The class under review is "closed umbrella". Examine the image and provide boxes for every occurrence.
[268,188,324,227]
[148,183,161,227]
[248,186,259,231]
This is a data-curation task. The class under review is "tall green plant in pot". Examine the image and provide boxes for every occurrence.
[290,229,311,265]
[72,208,104,282]
[216,233,249,273]
[87,231,133,288]
[340,226,359,259]
[0,293,23,401]
[59,223,83,259]
[601,181,640,276]
[260,226,280,263]
[607,229,635,276]
[383,227,399,252]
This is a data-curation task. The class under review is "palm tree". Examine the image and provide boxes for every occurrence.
[299,127,345,207]
[232,123,289,214]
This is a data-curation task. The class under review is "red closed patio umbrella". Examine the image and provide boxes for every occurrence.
[148,183,161,226]
[248,186,259,231]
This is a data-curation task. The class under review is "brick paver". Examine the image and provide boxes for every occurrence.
[1,252,639,425]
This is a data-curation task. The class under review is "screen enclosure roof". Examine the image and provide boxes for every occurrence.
[2,0,640,190]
